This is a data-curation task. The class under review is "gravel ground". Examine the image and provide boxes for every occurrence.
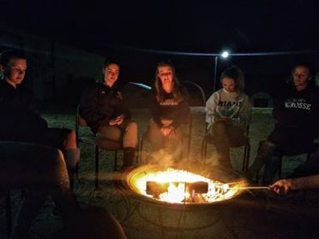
[1,107,318,239]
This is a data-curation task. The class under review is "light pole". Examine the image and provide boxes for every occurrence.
[213,51,229,92]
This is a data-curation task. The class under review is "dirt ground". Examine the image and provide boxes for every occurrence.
[1,107,319,239]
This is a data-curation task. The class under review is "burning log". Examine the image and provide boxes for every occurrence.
[124,166,245,204]
[146,181,169,197]
[187,181,209,194]
[146,181,208,199]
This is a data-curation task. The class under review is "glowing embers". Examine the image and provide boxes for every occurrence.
[128,167,244,204]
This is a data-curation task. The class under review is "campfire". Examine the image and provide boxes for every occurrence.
[121,165,245,205]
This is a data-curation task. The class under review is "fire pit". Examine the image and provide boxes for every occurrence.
[114,164,248,234]
[116,164,246,207]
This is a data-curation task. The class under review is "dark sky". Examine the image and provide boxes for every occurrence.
[1,0,318,54]
[1,0,318,97]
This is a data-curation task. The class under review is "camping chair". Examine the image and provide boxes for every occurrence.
[139,112,193,163]
[257,137,319,182]
[201,125,251,171]
[75,105,123,190]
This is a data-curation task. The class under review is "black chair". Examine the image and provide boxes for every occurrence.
[75,105,123,190]
[139,112,193,163]
[201,125,251,171]
[259,137,319,181]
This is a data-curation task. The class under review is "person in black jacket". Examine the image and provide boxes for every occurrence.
[0,49,80,186]
[146,62,190,160]
[79,60,137,169]
[247,63,319,184]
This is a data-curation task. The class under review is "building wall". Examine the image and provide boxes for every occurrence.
[0,23,104,103]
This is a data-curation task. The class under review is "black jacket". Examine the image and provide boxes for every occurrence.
[79,82,131,132]
[0,80,48,141]
[268,85,319,154]
[149,85,190,128]
[272,85,319,130]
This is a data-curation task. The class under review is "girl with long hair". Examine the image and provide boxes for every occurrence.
[146,62,190,158]
[206,65,251,168]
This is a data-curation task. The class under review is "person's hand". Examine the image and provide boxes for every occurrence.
[115,115,124,125]
[160,126,174,136]
[269,179,293,195]
[109,115,124,126]
[215,117,231,123]
[109,119,117,126]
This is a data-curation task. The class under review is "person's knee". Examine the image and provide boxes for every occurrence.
[212,121,228,135]
[127,121,137,132]
[65,130,77,149]
[42,148,67,173]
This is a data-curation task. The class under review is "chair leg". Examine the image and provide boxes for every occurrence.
[95,146,100,190]
[6,191,12,236]
[242,143,250,172]
[245,144,251,171]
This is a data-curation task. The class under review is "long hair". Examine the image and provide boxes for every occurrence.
[220,65,245,93]
[154,62,183,102]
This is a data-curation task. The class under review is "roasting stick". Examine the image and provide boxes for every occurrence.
[215,184,270,190]
[236,186,270,190]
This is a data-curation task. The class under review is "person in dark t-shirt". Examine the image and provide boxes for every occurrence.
[0,49,80,186]
[146,62,190,160]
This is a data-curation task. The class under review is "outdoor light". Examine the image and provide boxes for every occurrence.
[221,51,229,58]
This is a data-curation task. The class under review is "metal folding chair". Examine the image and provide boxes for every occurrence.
[75,105,122,190]
[201,125,251,171]
[257,137,319,181]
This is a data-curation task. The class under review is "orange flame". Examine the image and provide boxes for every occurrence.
[129,168,245,204]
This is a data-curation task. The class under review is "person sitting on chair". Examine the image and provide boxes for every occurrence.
[0,142,127,239]
[79,59,138,170]
[205,66,251,169]
[0,49,80,186]
[247,63,319,184]
[146,61,190,160]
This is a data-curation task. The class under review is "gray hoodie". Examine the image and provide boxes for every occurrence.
[205,89,252,130]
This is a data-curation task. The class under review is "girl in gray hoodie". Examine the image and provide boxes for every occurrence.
[205,66,251,168]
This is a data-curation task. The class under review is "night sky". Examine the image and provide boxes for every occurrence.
[1,0,318,52]
[1,0,318,96]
